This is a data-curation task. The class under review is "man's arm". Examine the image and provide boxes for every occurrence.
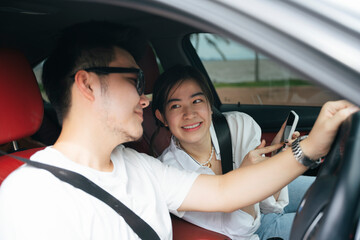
[179,145,305,212]
[179,100,359,213]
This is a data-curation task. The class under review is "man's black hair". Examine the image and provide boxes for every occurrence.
[42,21,146,123]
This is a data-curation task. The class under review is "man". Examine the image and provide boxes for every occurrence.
[0,22,358,239]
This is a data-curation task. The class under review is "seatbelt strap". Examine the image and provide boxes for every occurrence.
[212,108,233,174]
[0,150,160,240]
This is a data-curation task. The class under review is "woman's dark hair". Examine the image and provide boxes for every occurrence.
[152,64,214,127]
[42,21,146,123]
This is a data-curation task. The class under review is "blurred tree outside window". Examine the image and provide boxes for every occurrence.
[190,33,340,106]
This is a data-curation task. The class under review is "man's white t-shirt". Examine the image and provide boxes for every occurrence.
[160,112,289,240]
[0,145,199,240]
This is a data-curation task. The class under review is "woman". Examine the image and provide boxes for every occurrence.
[152,65,315,240]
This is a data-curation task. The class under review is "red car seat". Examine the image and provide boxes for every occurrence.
[125,44,172,156]
[0,48,45,184]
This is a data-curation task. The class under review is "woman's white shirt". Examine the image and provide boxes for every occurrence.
[159,111,289,240]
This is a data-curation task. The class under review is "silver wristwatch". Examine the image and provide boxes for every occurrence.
[291,137,322,169]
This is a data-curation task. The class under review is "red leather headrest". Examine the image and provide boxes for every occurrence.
[0,49,44,144]
[138,44,160,94]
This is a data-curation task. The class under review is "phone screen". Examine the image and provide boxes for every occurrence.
[283,112,297,141]
[277,110,299,154]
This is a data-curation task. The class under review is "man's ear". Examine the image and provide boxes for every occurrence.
[74,70,95,101]
[155,109,168,127]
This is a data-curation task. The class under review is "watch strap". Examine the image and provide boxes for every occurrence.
[291,138,322,169]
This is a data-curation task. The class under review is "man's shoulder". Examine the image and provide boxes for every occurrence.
[114,144,162,167]
[1,147,75,197]
[1,163,62,191]
[30,146,64,164]
[0,163,66,213]
[114,144,154,159]
[0,163,83,239]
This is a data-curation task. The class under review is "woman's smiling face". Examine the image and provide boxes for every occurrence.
[159,79,212,146]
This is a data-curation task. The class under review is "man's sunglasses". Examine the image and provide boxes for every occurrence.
[73,67,145,96]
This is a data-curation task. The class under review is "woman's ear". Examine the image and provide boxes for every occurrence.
[155,109,168,127]
[74,70,95,101]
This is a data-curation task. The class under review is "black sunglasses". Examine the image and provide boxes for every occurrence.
[73,67,145,96]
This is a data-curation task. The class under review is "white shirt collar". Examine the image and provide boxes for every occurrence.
[210,121,221,160]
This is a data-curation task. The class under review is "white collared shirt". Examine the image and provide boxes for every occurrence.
[160,111,289,240]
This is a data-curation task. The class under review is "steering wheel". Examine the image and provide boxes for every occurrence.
[290,111,360,240]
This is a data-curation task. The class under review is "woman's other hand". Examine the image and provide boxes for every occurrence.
[271,121,300,156]
[241,140,282,167]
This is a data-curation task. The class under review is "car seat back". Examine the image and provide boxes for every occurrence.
[125,44,171,156]
[0,49,43,144]
[0,49,44,184]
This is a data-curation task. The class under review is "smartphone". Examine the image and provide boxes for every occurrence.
[282,110,299,142]
[277,110,299,153]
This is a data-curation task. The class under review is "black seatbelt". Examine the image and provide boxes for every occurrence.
[0,150,160,240]
[212,108,233,174]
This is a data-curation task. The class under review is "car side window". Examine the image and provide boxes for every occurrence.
[189,33,340,106]
[33,60,49,102]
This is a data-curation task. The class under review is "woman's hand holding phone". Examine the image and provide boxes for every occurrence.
[242,110,301,164]
[272,111,299,155]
